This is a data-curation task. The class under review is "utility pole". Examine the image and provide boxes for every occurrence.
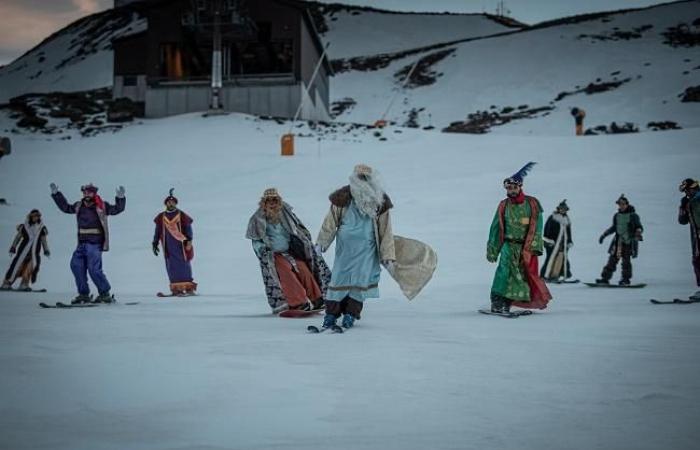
[495,1,510,18]
[210,0,223,112]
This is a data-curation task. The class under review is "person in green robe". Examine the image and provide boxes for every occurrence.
[487,162,552,313]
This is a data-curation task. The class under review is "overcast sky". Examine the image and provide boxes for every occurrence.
[0,0,667,66]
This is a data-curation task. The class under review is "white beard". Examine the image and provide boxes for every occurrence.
[349,173,385,218]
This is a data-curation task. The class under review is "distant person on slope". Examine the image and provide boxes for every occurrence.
[541,199,575,283]
[571,107,586,136]
[153,189,197,297]
[487,162,552,313]
[50,183,126,304]
[678,178,700,300]
[246,188,330,314]
[1,210,49,291]
[316,164,396,329]
[596,194,643,286]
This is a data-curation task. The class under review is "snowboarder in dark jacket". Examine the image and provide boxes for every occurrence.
[51,182,126,303]
[678,178,700,299]
[596,194,643,286]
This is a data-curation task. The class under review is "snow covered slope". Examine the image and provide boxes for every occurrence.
[316,5,521,60]
[0,8,145,104]
[0,111,699,449]
[330,0,700,134]
[2,1,697,136]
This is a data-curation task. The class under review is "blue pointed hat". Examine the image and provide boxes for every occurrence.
[503,162,536,186]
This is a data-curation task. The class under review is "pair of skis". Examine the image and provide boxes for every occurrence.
[307,324,348,333]
[1,288,47,293]
[39,299,139,309]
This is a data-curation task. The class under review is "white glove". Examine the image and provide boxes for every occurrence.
[314,244,324,254]
[50,183,58,195]
[116,185,126,198]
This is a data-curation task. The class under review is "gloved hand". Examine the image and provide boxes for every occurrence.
[314,243,323,254]
[635,229,643,241]
[567,242,573,250]
[487,252,497,263]
[681,196,689,208]
[152,242,159,256]
[43,250,50,257]
[184,240,192,251]
[598,235,605,244]
[9,246,16,254]
[382,260,395,272]
[50,183,58,195]
[116,185,126,198]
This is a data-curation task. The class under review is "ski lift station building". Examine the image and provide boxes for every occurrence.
[112,0,331,120]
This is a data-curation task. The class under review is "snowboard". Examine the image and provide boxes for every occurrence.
[279,308,324,318]
[157,292,197,298]
[478,309,533,318]
[547,279,580,284]
[650,298,700,305]
[584,282,646,288]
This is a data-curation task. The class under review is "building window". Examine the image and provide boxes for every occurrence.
[159,44,185,79]
[228,40,293,76]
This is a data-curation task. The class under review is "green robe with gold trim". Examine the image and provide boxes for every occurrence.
[487,197,544,302]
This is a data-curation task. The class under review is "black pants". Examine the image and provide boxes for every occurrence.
[601,244,633,282]
[325,296,364,319]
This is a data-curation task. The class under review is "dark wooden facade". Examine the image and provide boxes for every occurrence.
[113,0,330,119]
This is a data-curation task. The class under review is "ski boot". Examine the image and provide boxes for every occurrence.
[94,292,115,304]
[341,314,356,329]
[690,290,700,300]
[0,282,11,291]
[595,278,610,285]
[311,297,325,311]
[618,279,631,286]
[502,300,512,314]
[71,294,92,305]
[322,313,338,329]
[17,284,32,292]
[490,297,505,313]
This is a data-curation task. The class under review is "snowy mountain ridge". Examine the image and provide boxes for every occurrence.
[0,0,699,135]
